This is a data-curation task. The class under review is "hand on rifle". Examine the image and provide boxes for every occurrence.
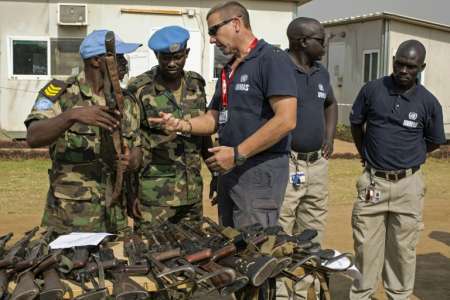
[209,174,218,206]
[148,112,190,133]
[70,105,120,132]
[117,144,131,172]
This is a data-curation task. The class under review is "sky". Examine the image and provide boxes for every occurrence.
[298,0,450,25]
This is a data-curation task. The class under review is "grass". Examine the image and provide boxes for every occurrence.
[0,158,448,216]
[0,160,50,215]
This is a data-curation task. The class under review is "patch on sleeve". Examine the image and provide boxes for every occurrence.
[34,96,54,111]
[39,79,67,101]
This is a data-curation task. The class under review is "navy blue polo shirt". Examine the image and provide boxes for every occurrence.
[210,39,297,154]
[350,75,446,170]
[290,60,334,153]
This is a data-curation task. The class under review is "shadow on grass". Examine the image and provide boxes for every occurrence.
[429,231,450,247]
[414,252,450,300]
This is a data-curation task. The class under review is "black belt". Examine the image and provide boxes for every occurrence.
[292,150,321,163]
[369,166,420,181]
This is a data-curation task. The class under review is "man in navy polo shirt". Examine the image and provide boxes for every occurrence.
[277,17,337,299]
[349,40,445,300]
[150,1,297,229]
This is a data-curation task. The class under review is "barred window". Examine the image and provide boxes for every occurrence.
[51,38,83,76]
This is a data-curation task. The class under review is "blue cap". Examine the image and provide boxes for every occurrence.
[148,26,190,54]
[79,29,141,59]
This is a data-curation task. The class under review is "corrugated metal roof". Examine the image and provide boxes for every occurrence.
[322,12,450,32]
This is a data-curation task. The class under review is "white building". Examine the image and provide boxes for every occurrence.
[322,12,450,139]
[0,0,310,137]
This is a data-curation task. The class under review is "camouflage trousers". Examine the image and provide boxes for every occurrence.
[134,201,203,233]
[41,190,128,234]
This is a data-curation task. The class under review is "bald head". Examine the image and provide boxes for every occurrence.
[287,17,322,40]
[395,40,426,65]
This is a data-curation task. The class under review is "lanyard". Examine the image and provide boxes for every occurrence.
[221,38,258,108]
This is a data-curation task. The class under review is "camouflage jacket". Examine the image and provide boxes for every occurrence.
[24,71,141,202]
[128,67,211,207]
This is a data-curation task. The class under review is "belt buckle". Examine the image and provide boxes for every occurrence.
[388,173,398,181]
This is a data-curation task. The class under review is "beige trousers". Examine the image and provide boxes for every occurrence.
[349,169,425,300]
[277,154,329,299]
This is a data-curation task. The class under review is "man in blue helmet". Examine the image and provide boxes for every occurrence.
[127,26,214,230]
[25,30,142,234]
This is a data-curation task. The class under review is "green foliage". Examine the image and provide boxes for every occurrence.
[335,124,353,142]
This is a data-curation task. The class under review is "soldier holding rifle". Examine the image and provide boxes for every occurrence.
[25,30,142,234]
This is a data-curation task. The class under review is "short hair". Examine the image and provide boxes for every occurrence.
[207,1,251,29]
[287,17,321,39]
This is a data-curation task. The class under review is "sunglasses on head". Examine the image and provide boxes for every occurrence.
[208,16,241,36]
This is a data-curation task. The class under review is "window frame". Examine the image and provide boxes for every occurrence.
[7,35,51,80]
[50,37,84,77]
[362,49,380,84]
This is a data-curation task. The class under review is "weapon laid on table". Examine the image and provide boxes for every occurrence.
[0,227,39,298]
[0,232,13,257]
[10,253,61,300]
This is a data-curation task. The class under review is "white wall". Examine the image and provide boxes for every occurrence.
[0,0,296,133]
[388,20,450,136]
[323,20,384,124]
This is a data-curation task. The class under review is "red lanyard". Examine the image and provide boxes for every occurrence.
[221,38,258,108]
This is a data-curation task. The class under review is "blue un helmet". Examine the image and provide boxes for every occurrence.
[80,29,141,59]
[148,26,190,54]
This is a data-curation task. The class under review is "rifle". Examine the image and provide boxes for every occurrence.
[103,31,126,207]
[0,227,39,298]
[10,253,61,300]
[0,232,13,257]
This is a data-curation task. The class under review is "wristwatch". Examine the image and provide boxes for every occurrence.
[233,146,247,166]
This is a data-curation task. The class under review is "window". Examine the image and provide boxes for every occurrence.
[211,45,233,80]
[51,38,83,76]
[8,36,50,79]
[362,50,379,83]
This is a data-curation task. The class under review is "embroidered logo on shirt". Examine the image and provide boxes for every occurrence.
[403,120,418,128]
[318,83,324,91]
[317,83,326,99]
[408,112,418,120]
[240,74,248,82]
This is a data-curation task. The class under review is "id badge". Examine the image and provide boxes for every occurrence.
[289,171,306,187]
[219,109,228,124]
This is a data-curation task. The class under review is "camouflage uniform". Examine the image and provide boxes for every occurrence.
[24,71,141,234]
[128,67,210,230]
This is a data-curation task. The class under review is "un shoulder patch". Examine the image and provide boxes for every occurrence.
[39,79,67,102]
[34,96,54,111]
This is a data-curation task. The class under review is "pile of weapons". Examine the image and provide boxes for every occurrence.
[0,217,353,299]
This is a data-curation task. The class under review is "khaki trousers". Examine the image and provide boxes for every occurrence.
[349,169,425,300]
[277,154,329,300]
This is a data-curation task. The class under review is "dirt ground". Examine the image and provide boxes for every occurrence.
[0,140,448,299]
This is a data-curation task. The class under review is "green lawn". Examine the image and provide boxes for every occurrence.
[0,158,448,216]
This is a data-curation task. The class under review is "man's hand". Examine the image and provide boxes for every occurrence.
[205,146,235,173]
[321,139,334,160]
[148,112,188,133]
[71,105,120,132]
[117,144,130,172]
[209,175,218,206]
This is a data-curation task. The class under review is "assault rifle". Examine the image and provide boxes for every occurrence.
[0,227,39,298]
[103,30,142,219]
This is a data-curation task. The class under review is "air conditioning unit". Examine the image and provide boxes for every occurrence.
[57,3,88,26]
